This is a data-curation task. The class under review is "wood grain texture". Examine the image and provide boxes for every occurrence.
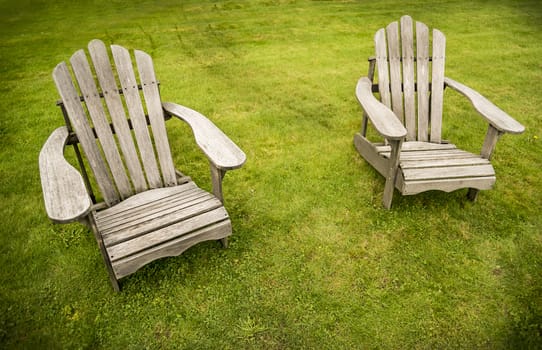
[111,44,163,189]
[353,133,389,176]
[162,102,246,170]
[386,21,404,121]
[401,15,416,140]
[353,16,520,208]
[430,29,446,143]
[416,21,430,141]
[45,40,246,289]
[374,28,391,109]
[444,77,525,134]
[355,77,407,140]
[88,39,148,193]
[70,50,134,199]
[53,62,119,206]
[111,220,231,279]
[39,126,92,223]
[93,182,232,279]
[135,50,177,187]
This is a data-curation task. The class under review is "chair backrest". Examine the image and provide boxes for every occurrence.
[374,15,446,143]
[53,39,177,207]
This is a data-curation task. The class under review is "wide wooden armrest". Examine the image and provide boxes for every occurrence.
[444,77,525,134]
[162,102,246,170]
[356,77,407,140]
[39,127,92,223]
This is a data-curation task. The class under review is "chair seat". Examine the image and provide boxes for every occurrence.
[94,181,231,279]
[377,141,495,195]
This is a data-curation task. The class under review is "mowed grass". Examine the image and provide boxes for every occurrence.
[1,0,541,348]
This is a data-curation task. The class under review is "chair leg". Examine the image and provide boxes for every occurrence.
[467,188,479,202]
[109,273,121,292]
[219,237,229,248]
[382,184,395,209]
[88,213,122,292]
[382,139,402,209]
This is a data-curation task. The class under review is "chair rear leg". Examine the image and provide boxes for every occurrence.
[467,188,479,202]
[219,237,229,248]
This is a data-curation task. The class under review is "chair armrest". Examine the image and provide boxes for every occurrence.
[162,102,246,171]
[39,126,92,223]
[356,77,407,140]
[444,77,525,134]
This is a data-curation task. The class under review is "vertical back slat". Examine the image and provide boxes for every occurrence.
[111,45,163,189]
[135,50,177,187]
[53,63,119,206]
[375,29,391,109]
[386,21,404,122]
[416,21,430,141]
[401,16,416,140]
[88,40,148,193]
[430,29,446,143]
[70,50,134,200]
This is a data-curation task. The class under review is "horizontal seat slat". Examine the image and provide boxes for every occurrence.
[102,197,223,246]
[95,182,198,220]
[402,164,495,181]
[380,149,478,161]
[107,207,229,262]
[400,157,491,169]
[97,189,211,231]
[100,194,220,238]
[375,141,457,153]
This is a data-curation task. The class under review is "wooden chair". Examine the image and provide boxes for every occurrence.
[353,16,524,209]
[39,40,246,291]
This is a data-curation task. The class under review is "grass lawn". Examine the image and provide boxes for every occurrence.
[1,0,541,348]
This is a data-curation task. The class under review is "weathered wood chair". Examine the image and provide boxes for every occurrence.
[353,16,524,209]
[39,39,246,291]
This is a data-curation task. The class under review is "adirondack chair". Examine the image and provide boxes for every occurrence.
[353,16,524,209]
[39,40,246,291]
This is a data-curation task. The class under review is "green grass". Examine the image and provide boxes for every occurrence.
[1,0,541,348]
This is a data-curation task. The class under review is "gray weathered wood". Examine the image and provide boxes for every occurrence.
[352,16,524,208]
[386,21,404,122]
[353,133,389,176]
[375,28,391,109]
[135,50,177,187]
[88,39,148,193]
[100,194,221,244]
[399,176,495,195]
[39,126,92,223]
[444,77,525,134]
[430,29,446,143]
[53,62,119,206]
[112,220,232,279]
[105,206,228,262]
[210,165,226,203]
[355,77,407,140]
[111,44,163,189]
[401,15,416,140]
[383,139,402,209]
[162,102,247,170]
[416,21,430,142]
[70,50,134,199]
[42,40,245,290]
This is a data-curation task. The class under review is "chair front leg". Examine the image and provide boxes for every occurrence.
[88,212,121,292]
[210,163,226,204]
[383,139,403,209]
[468,125,503,201]
[209,164,229,248]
